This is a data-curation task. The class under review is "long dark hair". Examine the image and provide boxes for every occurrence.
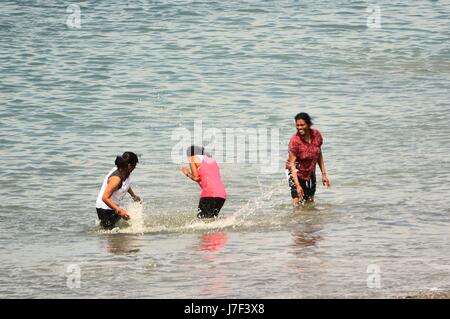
[295,112,313,126]
[115,152,139,169]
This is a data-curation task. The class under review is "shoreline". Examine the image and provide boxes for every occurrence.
[402,291,450,299]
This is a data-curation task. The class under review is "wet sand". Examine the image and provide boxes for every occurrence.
[403,291,450,299]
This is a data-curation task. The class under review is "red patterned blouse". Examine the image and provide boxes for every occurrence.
[285,128,323,180]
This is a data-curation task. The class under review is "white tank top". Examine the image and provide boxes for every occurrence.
[96,167,132,210]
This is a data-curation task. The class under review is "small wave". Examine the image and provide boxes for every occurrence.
[95,213,258,235]
[93,206,326,235]
[92,182,332,235]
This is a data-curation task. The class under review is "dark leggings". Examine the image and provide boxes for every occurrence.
[197,197,226,219]
[96,208,121,229]
[287,170,316,201]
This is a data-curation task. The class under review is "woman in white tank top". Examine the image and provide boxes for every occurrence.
[96,152,141,229]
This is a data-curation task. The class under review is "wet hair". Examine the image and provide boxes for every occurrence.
[115,152,139,169]
[186,145,211,157]
[294,112,313,126]
[187,145,204,157]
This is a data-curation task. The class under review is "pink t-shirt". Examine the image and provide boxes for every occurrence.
[285,129,323,180]
[198,156,227,199]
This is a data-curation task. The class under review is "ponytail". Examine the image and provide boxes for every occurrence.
[115,155,126,169]
[115,152,138,169]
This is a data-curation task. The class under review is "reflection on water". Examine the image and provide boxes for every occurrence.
[103,234,142,255]
[289,205,326,254]
[291,231,321,249]
[198,231,228,252]
[196,231,231,298]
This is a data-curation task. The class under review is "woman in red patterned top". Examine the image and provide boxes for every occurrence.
[286,112,330,205]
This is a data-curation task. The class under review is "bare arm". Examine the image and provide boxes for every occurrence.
[102,176,130,220]
[318,151,330,188]
[288,151,304,198]
[127,187,141,202]
[181,156,201,182]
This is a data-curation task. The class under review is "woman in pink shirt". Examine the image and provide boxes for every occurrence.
[181,145,227,218]
[286,113,331,205]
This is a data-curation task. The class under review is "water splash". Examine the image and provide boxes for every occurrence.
[184,214,246,231]
[124,201,145,235]
[92,179,329,235]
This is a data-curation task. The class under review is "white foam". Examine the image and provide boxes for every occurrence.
[125,201,145,235]
[184,215,239,231]
[93,180,293,235]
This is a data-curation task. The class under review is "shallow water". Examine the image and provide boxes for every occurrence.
[1,0,449,298]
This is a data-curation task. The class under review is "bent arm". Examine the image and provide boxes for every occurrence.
[318,151,331,188]
[182,156,201,182]
[288,151,301,189]
[128,187,136,197]
[102,176,124,212]
[318,151,327,176]
[128,187,141,202]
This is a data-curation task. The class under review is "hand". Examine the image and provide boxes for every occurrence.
[322,174,330,188]
[132,195,141,203]
[118,208,130,220]
[296,185,305,199]
[181,167,189,176]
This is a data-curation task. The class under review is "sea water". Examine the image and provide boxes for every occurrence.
[1,0,449,298]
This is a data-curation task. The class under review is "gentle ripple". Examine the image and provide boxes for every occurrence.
[1,0,449,298]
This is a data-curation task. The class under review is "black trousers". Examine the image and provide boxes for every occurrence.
[197,197,226,219]
[96,208,121,229]
[286,170,316,201]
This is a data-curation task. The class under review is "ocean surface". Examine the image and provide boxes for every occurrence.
[1,0,449,298]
